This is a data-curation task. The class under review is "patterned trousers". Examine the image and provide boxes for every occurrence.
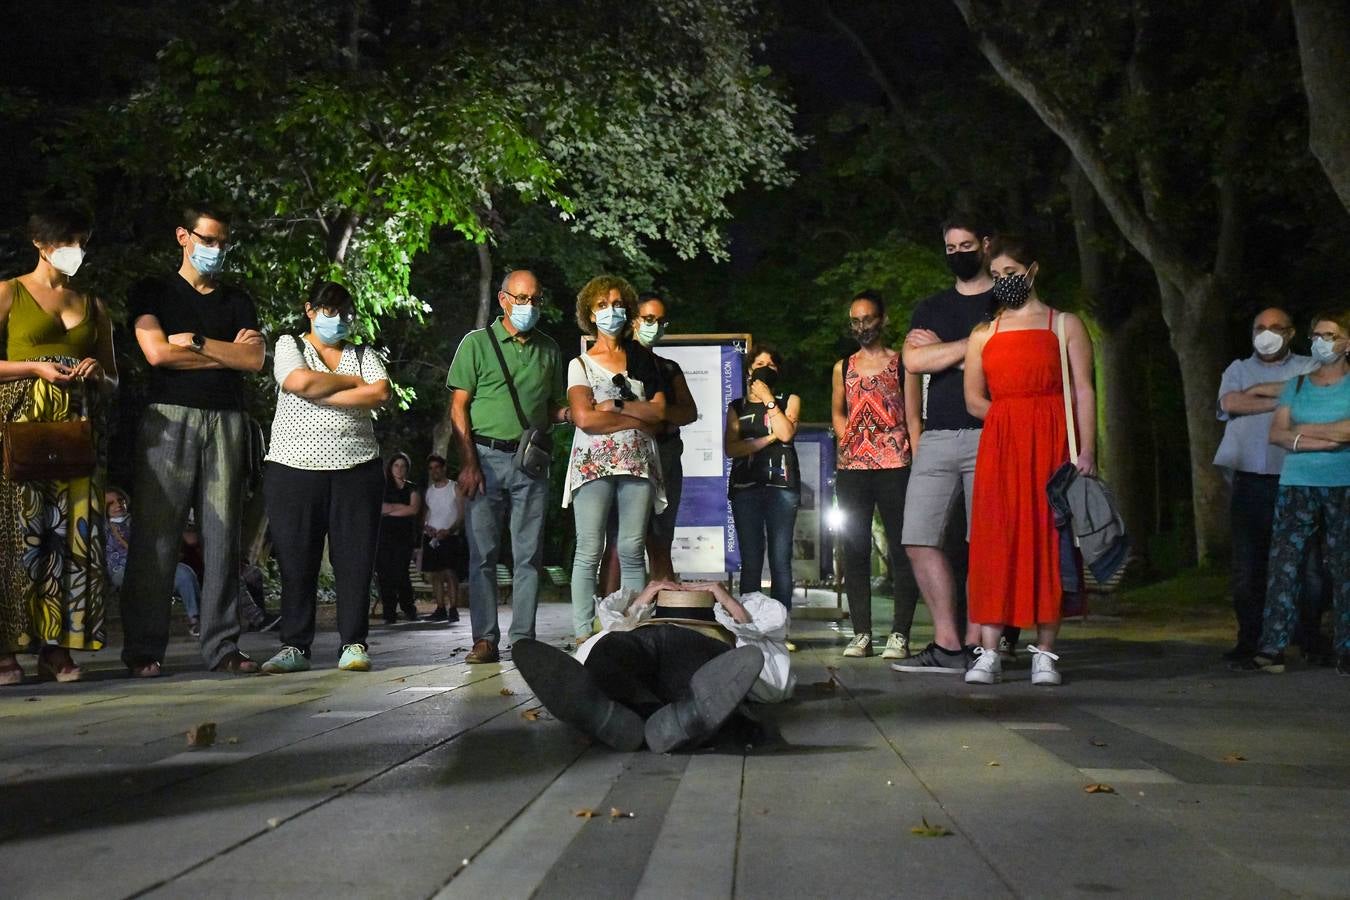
[1258,485,1350,656]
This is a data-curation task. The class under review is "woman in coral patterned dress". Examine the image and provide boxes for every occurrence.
[962,235,1096,687]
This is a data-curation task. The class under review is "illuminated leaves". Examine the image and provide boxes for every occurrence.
[910,817,953,837]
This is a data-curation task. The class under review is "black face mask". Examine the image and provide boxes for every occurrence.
[750,366,778,390]
[851,324,882,346]
[946,249,984,281]
[991,274,1031,309]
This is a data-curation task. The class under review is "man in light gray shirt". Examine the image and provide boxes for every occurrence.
[1214,307,1316,661]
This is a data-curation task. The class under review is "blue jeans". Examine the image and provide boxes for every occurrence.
[174,563,200,621]
[465,446,549,646]
[731,486,799,609]
[571,476,652,636]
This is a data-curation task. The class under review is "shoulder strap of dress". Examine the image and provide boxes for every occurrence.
[1047,307,1055,329]
[992,312,1002,333]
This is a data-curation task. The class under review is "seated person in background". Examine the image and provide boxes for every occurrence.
[513,580,795,753]
[105,491,204,637]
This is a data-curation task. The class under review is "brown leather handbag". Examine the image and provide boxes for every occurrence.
[1,382,96,482]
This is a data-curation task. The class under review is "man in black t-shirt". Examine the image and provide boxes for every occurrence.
[892,215,995,675]
[119,205,266,677]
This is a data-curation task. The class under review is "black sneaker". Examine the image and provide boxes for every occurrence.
[424,607,449,623]
[1232,652,1285,673]
[891,643,967,675]
[1337,654,1349,677]
[446,607,460,623]
[1221,643,1256,662]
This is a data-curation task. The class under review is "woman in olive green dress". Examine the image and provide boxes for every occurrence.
[0,204,117,684]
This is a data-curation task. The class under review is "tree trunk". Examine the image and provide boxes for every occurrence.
[474,241,494,329]
[1098,306,1155,548]
[1157,278,1229,565]
[1291,0,1350,213]
[327,211,358,264]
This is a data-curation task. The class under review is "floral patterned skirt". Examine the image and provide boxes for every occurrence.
[0,361,107,653]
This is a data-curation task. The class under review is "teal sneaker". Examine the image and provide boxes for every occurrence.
[260,646,310,675]
[338,644,371,672]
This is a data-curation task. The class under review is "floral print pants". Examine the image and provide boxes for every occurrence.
[1259,485,1349,656]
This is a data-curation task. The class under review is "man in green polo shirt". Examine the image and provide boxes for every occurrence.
[448,269,567,663]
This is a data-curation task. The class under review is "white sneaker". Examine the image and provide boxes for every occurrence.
[842,634,872,658]
[880,633,910,660]
[964,646,1002,684]
[1028,645,1061,685]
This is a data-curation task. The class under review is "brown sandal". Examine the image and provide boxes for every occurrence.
[126,658,163,679]
[0,656,24,686]
[212,651,260,675]
[38,648,82,683]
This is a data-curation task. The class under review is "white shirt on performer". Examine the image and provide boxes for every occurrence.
[423,480,460,532]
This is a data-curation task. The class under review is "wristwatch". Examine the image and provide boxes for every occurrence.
[765,400,777,410]
[614,398,626,411]
[190,333,206,352]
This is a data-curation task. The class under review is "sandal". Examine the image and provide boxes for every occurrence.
[38,648,82,683]
[126,658,163,679]
[211,651,260,675]
[0,655,24,686]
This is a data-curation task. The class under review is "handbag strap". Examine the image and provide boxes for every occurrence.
[1055,312,1080,464]
[486,328,531,431]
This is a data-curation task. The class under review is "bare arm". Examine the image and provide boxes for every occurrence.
[665,371,698,427]
[450,389,484,497]
[904,369,924,451]
[82,297,119,390]
[963,325,992,421]
[134,314,227,370]
[174,328,266,372]
[383,489,422,518]
[767,394,800,443]
[1220,380,1289,416]
[830,360,847,443]
[318,379,391,409]
[1269,404,1340,451]
[1065,313,1098,475]
[570,384,650,434]
[903,328,968,374]
[597,391,666,425]
[704,581,752,624]
[724,404,775,459]
[0,282,75,385]
[1297,418,1350,443]
[281,368,364,400]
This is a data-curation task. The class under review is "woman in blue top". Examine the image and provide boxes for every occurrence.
[1240,311,1350,676]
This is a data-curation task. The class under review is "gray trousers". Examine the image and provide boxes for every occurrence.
[465,446,547,646]
[120,404,247,669]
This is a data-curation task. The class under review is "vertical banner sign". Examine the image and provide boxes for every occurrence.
[652,337,747,576]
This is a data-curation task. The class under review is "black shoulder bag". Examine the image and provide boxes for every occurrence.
[486,335,553,479]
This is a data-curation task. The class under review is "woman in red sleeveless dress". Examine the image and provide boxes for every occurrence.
[962,236,1096,686]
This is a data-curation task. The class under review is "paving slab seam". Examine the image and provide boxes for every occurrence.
[729,752,747,899]
[826,656,1024,898]
[122,695,538,899]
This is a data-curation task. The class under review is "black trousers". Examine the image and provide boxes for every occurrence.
[835,468,921,636]
[584,626,731,718]
[376,526,418,620]
[1231,472,1281,651]
[264,459,383,652]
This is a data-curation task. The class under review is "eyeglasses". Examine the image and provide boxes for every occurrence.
[637,314,668,326]
[1253,325,1292,334]
[503,290,546,306]
[190,229,232,251]
[317,305,357,324]
[612,373,638,401]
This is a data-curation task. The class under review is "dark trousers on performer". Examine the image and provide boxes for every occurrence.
[1230,472,1281,652]
[376,530,417,622]
[835,467,920,638]
[265,459,383,652]
[584,626,731,717]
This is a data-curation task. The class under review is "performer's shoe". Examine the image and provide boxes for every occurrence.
[645,645,764,754]
[511,638,644,751]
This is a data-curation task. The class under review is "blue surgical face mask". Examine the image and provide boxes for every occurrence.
[636,321,665,346]
[1311,336,1344,366]
[509,302,540,332]
[189,242,225,276]
[313,312,351,345]
[595,306,627,336]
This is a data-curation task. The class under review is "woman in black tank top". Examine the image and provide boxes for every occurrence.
[724,346,802,609]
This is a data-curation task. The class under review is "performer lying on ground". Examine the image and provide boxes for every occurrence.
[512,580,796,753]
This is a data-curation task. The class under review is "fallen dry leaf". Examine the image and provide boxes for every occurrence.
[910,817,953,837]
[810,676,839,691]
[1083,783,1116,794]
[266,817,281,829]
[74,729,88,736]
[186,722,217,747]
[394,677,407,683]
[1221,753,1247,763]
[986,761,1001,767]
[521,706,545,721]
[226,737,240,745]
[573,808,596,819]
[499,688,516,696]
[24,697,38,702]
[1090,738,1108,747]
[609,807,635,819]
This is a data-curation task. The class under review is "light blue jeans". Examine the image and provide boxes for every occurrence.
[464,446,549,646]
[571,475,652,637]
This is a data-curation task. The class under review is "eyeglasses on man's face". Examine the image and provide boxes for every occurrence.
[502,290,545,306]
[190,229,232,251]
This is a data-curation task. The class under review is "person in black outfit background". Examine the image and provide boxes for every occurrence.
[376,452,422,623]
[724,346,802,609]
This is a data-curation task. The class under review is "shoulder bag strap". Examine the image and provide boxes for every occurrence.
[1056,312,1080,464]
[486,330,531,431]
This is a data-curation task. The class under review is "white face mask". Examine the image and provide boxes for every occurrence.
[1252,329,1284,356]
[1311,336,1345,366]
[46,246,85,277]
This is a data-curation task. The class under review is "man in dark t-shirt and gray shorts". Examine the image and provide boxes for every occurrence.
[893,215,993,674]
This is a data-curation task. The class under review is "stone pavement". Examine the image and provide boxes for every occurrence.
[1,596,1348,899]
